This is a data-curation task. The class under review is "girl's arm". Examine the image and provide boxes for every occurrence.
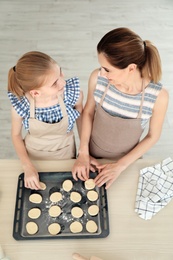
[95,87,169,189]
[74,90,83,139]
[11,107,41,190]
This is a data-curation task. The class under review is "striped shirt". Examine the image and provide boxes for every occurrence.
[94,75,162,129]
[8,77,80,132]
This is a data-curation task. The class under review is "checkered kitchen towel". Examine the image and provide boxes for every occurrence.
[135,157,173,220]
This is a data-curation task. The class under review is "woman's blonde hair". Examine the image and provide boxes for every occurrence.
[97,27,162,83]
[8,51,57,97]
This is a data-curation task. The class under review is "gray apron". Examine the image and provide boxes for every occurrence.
[89,83,145,159]
[24,95,76,160]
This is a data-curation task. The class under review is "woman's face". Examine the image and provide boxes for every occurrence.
[39,64,66,97]
[98,53,129,85]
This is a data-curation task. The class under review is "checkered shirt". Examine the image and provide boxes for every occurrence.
[8,77,80,133]
[135,157,173,220]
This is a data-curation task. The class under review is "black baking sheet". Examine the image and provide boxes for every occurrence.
[13,171,109,240]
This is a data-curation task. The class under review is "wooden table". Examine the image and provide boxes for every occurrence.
[0,158,173,260]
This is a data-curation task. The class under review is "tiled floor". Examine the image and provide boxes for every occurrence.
[0,0,173,159]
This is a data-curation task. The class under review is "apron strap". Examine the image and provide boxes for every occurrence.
[29,94,67,119]
[99,83,110,106]
[29,97,35,119]
[99,78,145,119]
[58,95,68,117]
[137,79,145,119]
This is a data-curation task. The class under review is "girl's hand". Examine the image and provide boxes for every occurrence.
[94,162,126,189]
[23,164,41,190]
[72,154,100,181]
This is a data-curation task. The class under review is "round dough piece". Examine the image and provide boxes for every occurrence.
[48,223,61,235]
[49,205,61,217]
[71,207,83,218]
[70,192,82,203]
[39,182,46,190]
[84,179,95,190]
[87,190,98,202]
[88,205,99,216]
[28,208,41,219]
[62,179,73,192]
[50,192,62,202]
[26,221,38,235]
[86,220,98,233]
[70,221,83,233]
[29,193,42,204]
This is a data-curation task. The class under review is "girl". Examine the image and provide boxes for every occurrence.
[8,51,83,190]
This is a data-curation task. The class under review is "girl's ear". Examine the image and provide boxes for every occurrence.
[29,89,40,98]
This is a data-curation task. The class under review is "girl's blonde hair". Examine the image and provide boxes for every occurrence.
[8,51,57,97]
[97,27,162,83]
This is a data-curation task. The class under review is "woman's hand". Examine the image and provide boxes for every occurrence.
[72,154,100,181]
[94,162,126,189]
[23,164,41,190]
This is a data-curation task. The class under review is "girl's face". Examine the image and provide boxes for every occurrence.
[98,53,130,85]
[38,64,66,98]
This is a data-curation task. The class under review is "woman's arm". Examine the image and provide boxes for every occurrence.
[72,69,100,180]
[95,87,169,189]
[11,107,41,190]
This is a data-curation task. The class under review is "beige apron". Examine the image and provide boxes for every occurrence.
[89,83,145,160]
[24,95,76,160]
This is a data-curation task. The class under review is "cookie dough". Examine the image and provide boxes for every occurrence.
[49,205,61,217]
[88,205,99,216]
[84,179,95,190]
[87,190,98,202]
[71,207,83,218]
[26,221,38,235]
[28,208,41,219]
[39,182,46,190]
[70,192,82,203]
[70,221,83,233]
[50,192,62,202]
[29,193,42,204]
[86,220,98,233]
[62,179,73,192]
[48,223,61,235]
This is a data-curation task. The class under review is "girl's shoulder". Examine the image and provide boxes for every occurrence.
[7,92,29,117]
[64,77,80,106]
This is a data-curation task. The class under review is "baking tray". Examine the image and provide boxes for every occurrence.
[13,171,109,240]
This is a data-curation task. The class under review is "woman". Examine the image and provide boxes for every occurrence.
[72,27,169,189]
[8,51,83,190]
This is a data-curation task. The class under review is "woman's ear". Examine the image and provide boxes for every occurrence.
[128,63,137,73]
[29,89,40,98]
